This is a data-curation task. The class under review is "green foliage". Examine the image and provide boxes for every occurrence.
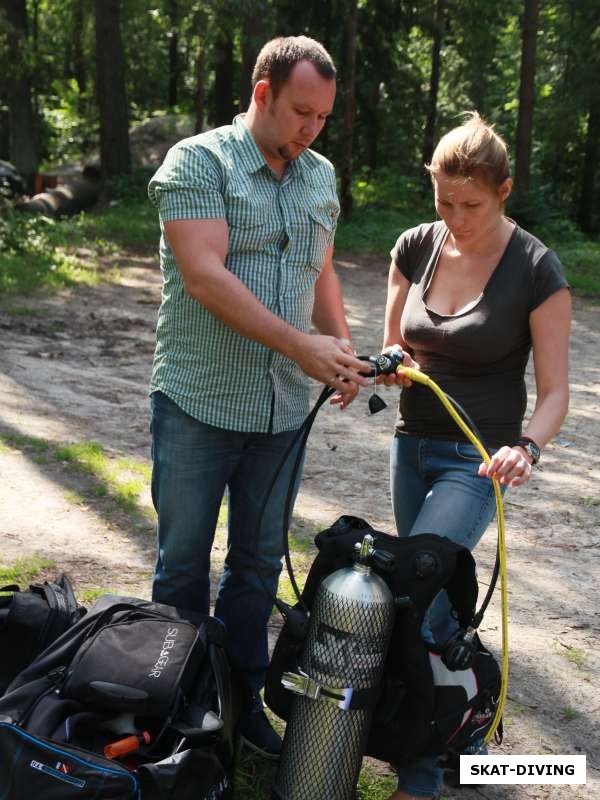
[560,644,587,668]
[105,168,156,203]
[81,588,115,605]
[561,706,581,722]
[1,432,154,523]
[234,748,396,799]
[0,197,158,294]
[336,170,433,255]
[0,556,56,586]
[76,202,158,248]
[0,211,99,294]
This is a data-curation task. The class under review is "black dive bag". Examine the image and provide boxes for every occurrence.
[0,574,86,695]
[265,516,501,766]
[0,595,251,800]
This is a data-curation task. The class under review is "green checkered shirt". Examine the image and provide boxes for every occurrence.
[148,115,340,433]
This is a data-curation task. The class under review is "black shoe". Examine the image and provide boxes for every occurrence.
[239,709,282,760]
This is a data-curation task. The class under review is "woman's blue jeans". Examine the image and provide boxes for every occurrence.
[150,391,303,703]
[390,435,502,797]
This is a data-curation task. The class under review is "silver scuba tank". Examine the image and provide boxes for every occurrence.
[272,534,395,800]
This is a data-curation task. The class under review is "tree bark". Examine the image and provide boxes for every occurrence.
[578,85,600,232]
[421,0,446,173]
[364,76,381,171]
[193,5,208,133]
[167,0,179,108]
[340,0,358,219]
[0,0,38,190]
[73,0,87,96]
[213,29,235,126]
[514,0,539,196]
[240,9,263,112]
[194,46,206,134]
[94,0,131,178]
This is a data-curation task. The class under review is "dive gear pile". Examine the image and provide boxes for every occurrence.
[0,594,251,799]
[267,516,502,798]
[0,574,86,694]
[262,350,509,799]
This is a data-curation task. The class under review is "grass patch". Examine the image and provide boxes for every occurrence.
[1,305,43,317]
[235,749,396,800]
[77,201,158,249]
[561,706,581,722]
[55,440,148,513]
[559,643,587,668]
[1,432,49,453]
[356,765,397,799]
[0,198,157,295]
[582,496,599,507]
[0,556,56,586]
[80,587,114,605]
[0,431,153,523]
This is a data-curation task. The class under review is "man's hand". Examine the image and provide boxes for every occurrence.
[294,334,369,403]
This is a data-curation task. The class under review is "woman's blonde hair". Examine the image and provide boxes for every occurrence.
[427,112,510,187]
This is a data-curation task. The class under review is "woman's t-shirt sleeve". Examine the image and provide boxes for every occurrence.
[528,249,570,312]
[390,224,435,281]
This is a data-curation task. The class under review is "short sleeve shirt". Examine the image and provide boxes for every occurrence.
[148,115,340,433]
[389,221,569,447]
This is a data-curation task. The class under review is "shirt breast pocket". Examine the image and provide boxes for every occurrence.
[300,206,336,272]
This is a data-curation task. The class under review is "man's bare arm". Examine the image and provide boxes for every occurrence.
[164,219,368,391]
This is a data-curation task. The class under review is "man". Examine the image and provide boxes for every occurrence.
[147,35,368,757]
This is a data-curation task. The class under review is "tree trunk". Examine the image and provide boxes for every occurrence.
[0,108,10,160]
[514,0,539,196]
[364,76,381,171]
[73,0,87,96]
[421,0,446,173]
[213,29,235,126]
[193,6,208,133]
[0,0,38,190]
[578,85,600,232]
[167,0,179,108]
[194,46,206,133]
[94,0,131,178]
[340,0,358,219]
[240,10,263,112]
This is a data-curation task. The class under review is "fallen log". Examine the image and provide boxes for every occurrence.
[19,175,101,218]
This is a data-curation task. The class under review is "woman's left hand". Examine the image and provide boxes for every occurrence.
[478,445,533,487]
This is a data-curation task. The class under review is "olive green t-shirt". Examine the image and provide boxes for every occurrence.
[390,221,569,448]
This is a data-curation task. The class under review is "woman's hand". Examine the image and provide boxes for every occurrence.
[478,445,533,487]
[377,344,420,388]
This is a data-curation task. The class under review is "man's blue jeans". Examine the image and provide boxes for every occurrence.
[390,435,502,797]
[150,391,303,703]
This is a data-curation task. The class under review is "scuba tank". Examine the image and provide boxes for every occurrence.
[272,534,395,800]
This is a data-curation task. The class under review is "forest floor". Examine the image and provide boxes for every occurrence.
[0,248,598,799]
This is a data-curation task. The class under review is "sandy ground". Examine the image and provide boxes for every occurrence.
[0,250,598,799]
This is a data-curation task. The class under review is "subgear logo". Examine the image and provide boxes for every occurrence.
[148,626,179,678]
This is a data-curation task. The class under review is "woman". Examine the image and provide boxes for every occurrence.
[381,113,571,800]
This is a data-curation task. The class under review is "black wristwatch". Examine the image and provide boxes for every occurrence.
[514,436,541,466]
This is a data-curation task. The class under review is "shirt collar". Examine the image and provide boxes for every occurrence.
[232,114,322,179]
[232,115,269,175]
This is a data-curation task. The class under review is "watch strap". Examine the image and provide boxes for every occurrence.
[514,436,540,465]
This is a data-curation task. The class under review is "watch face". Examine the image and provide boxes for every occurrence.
[527,442,541,464]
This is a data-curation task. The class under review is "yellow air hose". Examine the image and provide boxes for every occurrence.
[398,366,508,744]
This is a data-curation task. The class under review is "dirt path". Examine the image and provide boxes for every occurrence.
[0,251,598,799]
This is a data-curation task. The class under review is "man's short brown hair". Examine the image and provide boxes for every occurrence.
[252,36,336,98]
